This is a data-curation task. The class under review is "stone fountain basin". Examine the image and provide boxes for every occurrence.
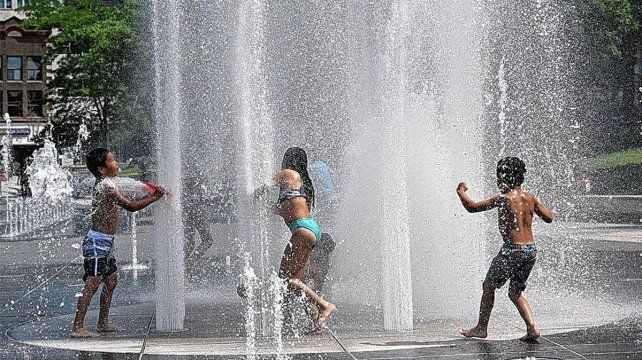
[8,290,638,356]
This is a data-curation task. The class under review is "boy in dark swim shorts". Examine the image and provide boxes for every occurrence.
[71,148,167,338]
[456,157,554,342]
[485,243,538,295]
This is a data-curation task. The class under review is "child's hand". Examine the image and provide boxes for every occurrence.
[250,189,263,206]
[251,185,269,204]
[457,182,468,192]
[153,186,169,198]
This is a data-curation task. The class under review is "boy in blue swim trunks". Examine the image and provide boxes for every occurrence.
[457,157,554,342]
[71,148,167,338]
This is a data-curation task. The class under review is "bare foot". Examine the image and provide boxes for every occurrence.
[459,326,488,338]
[96,323,121,333]
[316,303,336,328]
[520,326,540,343]
[71,327,99,338]
[303,323,323,335]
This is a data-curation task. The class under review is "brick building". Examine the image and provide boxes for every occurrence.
[0,2,48,167]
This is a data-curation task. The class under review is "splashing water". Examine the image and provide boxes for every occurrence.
[152,0,186,331]
[96,177,156,199]
[242,252,257,360]
[73,121,90,159]
[1,123,73,238]
[497,56,508,157]
[26,137,73,200]
[269,272,288,360]
[1,113,13,184]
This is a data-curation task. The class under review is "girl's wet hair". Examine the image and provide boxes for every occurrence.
[497,156,526,189]
[86,148,111,178]
[282,147,315,208]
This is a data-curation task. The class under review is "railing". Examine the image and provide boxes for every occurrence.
[0,197,70,238]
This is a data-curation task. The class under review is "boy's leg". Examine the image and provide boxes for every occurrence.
[460,254,509,338]
[72,276,102,337]
[460,280,495,338]
[97,272,120,332]
[192,220,214,262]
[509,251,540,341]
[508,284,539,341]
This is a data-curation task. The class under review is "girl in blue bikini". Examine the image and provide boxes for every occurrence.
[255,147,336,331]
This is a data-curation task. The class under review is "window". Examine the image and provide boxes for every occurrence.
[7,91,23,117]
[27,90,43,117]
[7,57,22,81]
[2,0,28,9]
[26,57,42,81]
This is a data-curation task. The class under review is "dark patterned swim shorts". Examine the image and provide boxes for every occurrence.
[83,256,118,282]
[485,243,538,294]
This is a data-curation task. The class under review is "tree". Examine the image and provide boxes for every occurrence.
[587,0,642,58]
[584,0,642,149]
[24,0,153,154]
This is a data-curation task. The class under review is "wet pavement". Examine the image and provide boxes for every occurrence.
[1,212,640,359]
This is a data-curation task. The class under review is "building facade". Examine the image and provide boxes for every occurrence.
[0,2,48,167]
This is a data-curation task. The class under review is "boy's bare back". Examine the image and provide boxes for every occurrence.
[495,189,553,246]
[456,183,554,246]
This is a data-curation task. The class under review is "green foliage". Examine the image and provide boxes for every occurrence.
[588,147,642,168]
[119,165,141,179]
[23,0,153,154]
[587,0,642,57]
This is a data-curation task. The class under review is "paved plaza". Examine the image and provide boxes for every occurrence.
[0,206,640,359]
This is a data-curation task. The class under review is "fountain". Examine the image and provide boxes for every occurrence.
[1,120,73,238]
[73,120,90,160]
[2,1,641,359]
[151,0,186,331]
[377,0,414,331]
[1,113,14,234]
[143,0,638,351]
[147,0,487,335]
[2,113,14,187]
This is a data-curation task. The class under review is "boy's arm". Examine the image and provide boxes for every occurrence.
[456,182,499,213]
[534,197,554,223]
[106,186,165,212]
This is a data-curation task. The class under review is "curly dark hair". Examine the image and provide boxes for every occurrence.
[86,148,111,178]
[496,156,526,189]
